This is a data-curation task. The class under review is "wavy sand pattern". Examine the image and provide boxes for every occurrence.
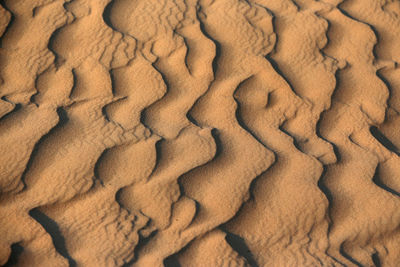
[0,0,400,266]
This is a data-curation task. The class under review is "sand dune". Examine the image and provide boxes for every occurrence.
[1,0,400,266]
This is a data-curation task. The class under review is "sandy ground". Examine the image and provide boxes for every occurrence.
[1,0,400,266]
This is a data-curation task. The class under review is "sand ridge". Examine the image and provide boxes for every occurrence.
[0,0,400,266]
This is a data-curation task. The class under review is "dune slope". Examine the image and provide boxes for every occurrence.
[1,0,400,266]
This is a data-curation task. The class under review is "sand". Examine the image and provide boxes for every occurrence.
[0,0,400,266]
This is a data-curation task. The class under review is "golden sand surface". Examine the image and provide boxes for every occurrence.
[1,0,400,266]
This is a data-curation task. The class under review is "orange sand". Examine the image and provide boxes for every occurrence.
[1,0,400,266]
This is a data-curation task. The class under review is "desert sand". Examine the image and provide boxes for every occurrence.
[0,0,400,266]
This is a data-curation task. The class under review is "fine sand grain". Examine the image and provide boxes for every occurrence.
[1,0,400,266]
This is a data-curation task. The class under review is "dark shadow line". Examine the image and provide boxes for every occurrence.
[0,97,21,122]
[221,229,259,267]
[372,165,400,197]
[19,107,68,190]
[376,70,393,118]
[163,255,182,267]
[210,128,223,158]
[318,166,334,212]
[47,26,65,68]
[93,148,110,186]
[160,235,195,267]
[0,0,14,48]
[196,8,221,76]
[278,124,303,153]
[339,243,363,267]
[3,243,24,267]
[372,251,381,267]
[102,0,125,36]
[145,138,164,180]
[29,209,77,267]
[233,76,274,153]
[370,126,399,156]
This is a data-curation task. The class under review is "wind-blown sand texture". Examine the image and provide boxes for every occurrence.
[1,0,400,266]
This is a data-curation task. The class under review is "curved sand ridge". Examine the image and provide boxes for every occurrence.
[0,0,400,266]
